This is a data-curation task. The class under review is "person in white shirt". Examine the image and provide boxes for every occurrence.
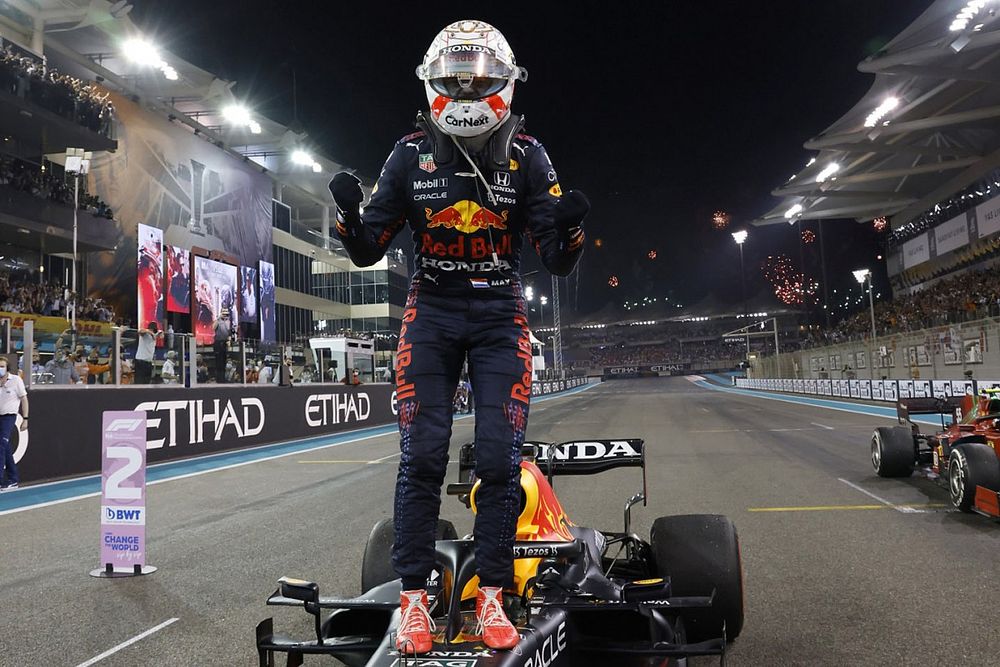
[161,350,178,384]
[0,357,28,490]
[257,363,273,384]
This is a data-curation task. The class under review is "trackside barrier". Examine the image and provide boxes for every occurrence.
[15,379,597,486]
[733,377,1000,402]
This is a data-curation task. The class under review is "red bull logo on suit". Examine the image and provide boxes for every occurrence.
[425,200,509,235]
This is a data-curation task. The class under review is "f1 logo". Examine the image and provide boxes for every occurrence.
[107,418,144,433]
[494,172,510,187]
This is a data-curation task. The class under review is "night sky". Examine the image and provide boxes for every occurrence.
[131,1,930,320]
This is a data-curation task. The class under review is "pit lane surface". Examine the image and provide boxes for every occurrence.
[4,377,1000,666]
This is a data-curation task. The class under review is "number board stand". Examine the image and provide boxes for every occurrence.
[90,411,157,578]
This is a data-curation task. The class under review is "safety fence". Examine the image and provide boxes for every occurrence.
[732,376,1000,403]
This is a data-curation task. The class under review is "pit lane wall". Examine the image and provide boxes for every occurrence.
[16,378,592,485]
[733,377,1000,403]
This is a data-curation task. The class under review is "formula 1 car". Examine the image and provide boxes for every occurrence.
[871,389,1000,516]
[256,438,745,666]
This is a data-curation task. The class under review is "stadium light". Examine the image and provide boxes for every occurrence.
[291,149,322,172]
[525,285,535,301]
[122,37,178,81]
[815,162,840,183]
[222,105,264,135]
[864,97,899,128]
[784,203,803,220]
[853,268,877,375]
[950,0,993,32]
[731,230,748,245]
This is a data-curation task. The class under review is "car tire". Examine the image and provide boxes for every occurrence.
[360,517,459,594]
[650,514,744,643]
[948,443,1000,513]
[871,426,916,478]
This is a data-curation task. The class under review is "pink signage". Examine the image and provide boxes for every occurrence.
[99,411,147,570]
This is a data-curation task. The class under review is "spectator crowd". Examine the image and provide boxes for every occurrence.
[0,271,114,322]
[808,264,1000,348]
[0,156,115,219]
[0,45,115,135]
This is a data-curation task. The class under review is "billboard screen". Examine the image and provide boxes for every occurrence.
[259,260,275,343]
[165,245,191,313]
[240,265,258,327]
[192,256,238,345]
[137,223,163,331]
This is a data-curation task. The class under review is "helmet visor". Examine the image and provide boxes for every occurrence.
[423,47,515,100]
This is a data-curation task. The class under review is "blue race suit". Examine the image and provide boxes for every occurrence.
[335,113,584,589]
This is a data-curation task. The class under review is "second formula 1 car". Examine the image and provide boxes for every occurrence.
[872,389,1000,517]
[256,438,745,666]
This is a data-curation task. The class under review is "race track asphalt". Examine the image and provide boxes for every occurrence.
[3,376,1000,666]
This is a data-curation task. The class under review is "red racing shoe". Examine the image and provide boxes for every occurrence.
[396,589,435,655]
[475,587,520,650]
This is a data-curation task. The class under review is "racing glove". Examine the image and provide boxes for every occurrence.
[553,189,589,252]
[328,172,365,226]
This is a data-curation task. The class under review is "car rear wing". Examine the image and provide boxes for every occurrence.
[897,396,965,426]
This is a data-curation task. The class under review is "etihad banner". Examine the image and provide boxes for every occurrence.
[193,256,238,345]
[87,91,272,323]
[165,246,191,314]
[259,260,276,343]
[137,223,164,332]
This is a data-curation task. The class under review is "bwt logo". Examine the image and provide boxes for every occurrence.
[101,505,145,525]
[106,418,145,433]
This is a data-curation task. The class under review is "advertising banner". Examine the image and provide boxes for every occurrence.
[259,260,276,343]
[977,196,1000,239]
[932,380,952,398]
[934,213,970,255]
[16,379,594,485]
[100,411,147,571]
[914,380,932,398]
[884,380,898,402]
[87,92,273,322]
[872,381,884,401]
[240,265,258,334]
[902,233,930,269]
[165,246,191,313]
[137,223,164,332]
[193,257,239,344]
[859,381,872,400]
[899,380,913,398]
[951,379,975,397]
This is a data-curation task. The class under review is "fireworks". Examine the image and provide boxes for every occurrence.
[608,275,620,288]
[762,254,819,306]
[801,229,816,244]
[873,216,888,232]
[648,250,657,260]
[712,210,732,230]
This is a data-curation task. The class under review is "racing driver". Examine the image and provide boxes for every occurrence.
[328,19,588,655]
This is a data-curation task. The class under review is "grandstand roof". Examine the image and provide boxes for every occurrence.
[756,0,1000,230]
[0,0,353,246]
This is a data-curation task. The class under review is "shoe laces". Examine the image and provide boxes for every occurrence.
[476,591,511,634]
[399,594,436,637]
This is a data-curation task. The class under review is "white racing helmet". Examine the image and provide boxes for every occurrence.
[416,20,527,138]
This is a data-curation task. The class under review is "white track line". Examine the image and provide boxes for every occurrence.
[368,451,401,464]
[838,477,942,514]
[811,422,835,430]
[75,617,179,667]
